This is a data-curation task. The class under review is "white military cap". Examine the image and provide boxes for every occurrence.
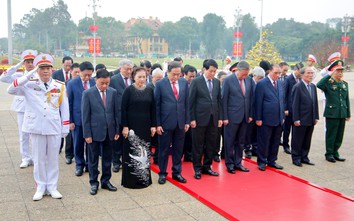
[33,54,54,67]
[327,52,341,63]
[307,54,317,63]
[21,49,38,61]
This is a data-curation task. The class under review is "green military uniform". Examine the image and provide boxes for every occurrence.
[317,61,350,160]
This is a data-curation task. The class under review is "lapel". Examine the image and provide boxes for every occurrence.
[77,77,84,91]
[89,78,95,87]
[301,82,313,103]
[93,87,105,108]
[177,78,185,101]
[266,78,277,96]
[201,77,211,100]
[117,74,126,89]
[232,74,244,97]
[46,79,56,92]
[165,78,177,101]
[106,88,112,109]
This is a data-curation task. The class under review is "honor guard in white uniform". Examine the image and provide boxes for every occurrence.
[306,54,318,81]
[7,54,70,201]
[0,49,38,168]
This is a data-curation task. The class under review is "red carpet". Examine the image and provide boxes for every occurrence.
[151,157,354,221]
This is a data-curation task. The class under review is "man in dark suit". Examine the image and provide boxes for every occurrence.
[155,61,190,184]
[147,68,164,165]
[189,59,223,179]
[52,56,73,155]
[109,59,133,172]
[244,67,265,158]
[82,69,120,195]
[140,60,153,84]
[283,62,303,154]
[182,65,197,162]
[291,67,319,167]
[52,56,73,82]
[255,64,285,171]
[67,61,96,176]
[222,61,253,174]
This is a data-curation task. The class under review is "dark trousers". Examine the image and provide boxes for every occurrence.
[282,113,293,148]
[257,124,282,166]
[291,125,314,163]
[65,131,74,159]
[224,120,247,169]
[183,129,193,160]
[151,133,159,162]
[325,118,346,158]
[215,126,224,158]
[192,117,218,172]
[244,121,257,154]
[87,134,113,186]
[158,126,185,176]
[112,125,123,167]
[72,125,87,170]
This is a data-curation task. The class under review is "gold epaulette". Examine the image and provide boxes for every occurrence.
[54,79,65,85]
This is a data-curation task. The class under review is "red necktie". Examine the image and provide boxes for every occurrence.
[101,91,106,107]
[273,81,277,90]
[172,82,178,100]
[83,81,88,90]
[65,72,69,81]
[240,79,245,95]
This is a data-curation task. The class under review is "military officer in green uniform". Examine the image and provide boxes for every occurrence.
[317,60,351,163]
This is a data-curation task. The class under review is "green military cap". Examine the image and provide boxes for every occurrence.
[328,59,345,72]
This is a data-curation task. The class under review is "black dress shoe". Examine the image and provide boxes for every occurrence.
[75,168,83,176]
[326,156,336,163]
[158,175,166,184]
[227,168,235,174]
[258,165,266,171]
[194,171,201,179]
[202,169,219,176]
[184,156,193,162]
[112,165,120,173]
[284,147,291,154]
[334,156,346,162]
[65,158,72,164]
[293,161,303,167]
[102,182,117,191]
[172,174,187,183]
[302,160,315,165]
[234,165,250,172]
[244,150,252,159]
[213,156,220,162]
[268,163,284,170]
[90,185,98,195]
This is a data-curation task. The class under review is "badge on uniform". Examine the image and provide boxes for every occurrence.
[33,87,41,91]
[343,84,346,89]
[332,85,337,90]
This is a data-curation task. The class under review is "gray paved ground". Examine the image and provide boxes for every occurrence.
[0,71,354,220]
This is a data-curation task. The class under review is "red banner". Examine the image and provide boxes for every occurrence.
[234,32,243,38]
[89,25,99,32]
[341,45,348,59]
[233,42,242,57]
[342,36,350,42]
[88,38,101,54]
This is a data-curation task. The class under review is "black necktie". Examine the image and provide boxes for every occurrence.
[44,83,48,90]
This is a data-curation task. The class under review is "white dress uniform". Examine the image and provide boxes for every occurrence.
[0,50,38,168]
[7,54,69,201]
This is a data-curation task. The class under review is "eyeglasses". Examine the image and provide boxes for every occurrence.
[231,69,237,73]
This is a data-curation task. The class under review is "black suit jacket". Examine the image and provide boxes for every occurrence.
[189,76,222,127]
[292,81,319,126]
[82,86,120,142]
[109,74,127,124]
[284,74,298,112]
[52,69,71,82]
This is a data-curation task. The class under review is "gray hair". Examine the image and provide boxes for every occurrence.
[152,68,164,77]
[252,66,265,77]
[119,59,133,68]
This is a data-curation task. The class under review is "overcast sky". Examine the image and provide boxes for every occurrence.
[0,0,353,38]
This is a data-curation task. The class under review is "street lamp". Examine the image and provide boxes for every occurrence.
[259,0,264,41]
[234,7,243,61]
[341,14,351,64]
